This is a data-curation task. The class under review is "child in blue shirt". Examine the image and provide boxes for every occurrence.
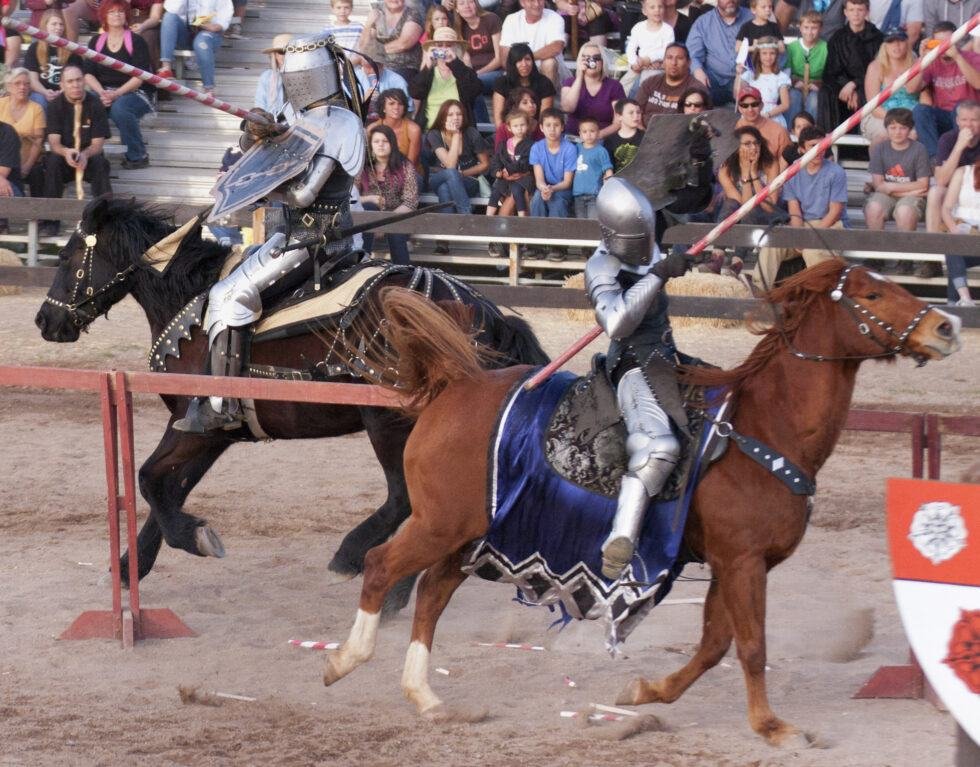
[530,108,578,219]
[572,116,613,219]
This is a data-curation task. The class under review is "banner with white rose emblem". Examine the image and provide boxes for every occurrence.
[888,478,980,745]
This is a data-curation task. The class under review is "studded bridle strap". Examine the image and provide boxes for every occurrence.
[43,225,136,327]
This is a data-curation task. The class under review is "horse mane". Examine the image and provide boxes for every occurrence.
[84,198,231,324]
[681,258,848,390]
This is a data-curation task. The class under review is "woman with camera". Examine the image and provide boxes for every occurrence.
[559,42,624,137]
[358,0,424,82]
[410,27,481,130]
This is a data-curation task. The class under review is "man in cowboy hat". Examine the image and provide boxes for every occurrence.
[409,26,482,129]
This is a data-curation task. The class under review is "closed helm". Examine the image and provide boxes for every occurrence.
[596,178,656,266]
[281,35,341,113]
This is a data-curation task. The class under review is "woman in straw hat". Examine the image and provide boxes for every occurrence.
[410,26,481,130]
[254,33,293,121]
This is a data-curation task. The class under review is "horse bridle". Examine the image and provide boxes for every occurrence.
[777,264,934,367]
[43,224,136,328]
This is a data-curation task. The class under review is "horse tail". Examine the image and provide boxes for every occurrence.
[368,287,487,414]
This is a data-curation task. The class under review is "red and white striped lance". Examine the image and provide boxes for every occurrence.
[0,16,273,125]
[523,12,980,392]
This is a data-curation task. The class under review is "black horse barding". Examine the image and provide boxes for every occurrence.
[35,197,548,599]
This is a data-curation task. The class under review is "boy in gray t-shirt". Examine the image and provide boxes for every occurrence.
[865,107,932,233]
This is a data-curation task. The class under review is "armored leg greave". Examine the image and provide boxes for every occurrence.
[172,328,245,433]
[601,367,681,579]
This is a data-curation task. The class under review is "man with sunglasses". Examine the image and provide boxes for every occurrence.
[736,84,791,158]
[636,42,701,125]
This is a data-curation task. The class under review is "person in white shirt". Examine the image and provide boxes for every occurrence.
[158,0,234,93]
[499,0,567,87]
[626,0,675,89]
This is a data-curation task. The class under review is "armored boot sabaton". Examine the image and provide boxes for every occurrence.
[173,328,245,433]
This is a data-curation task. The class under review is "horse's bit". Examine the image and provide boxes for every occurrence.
[43,225,136,328]
[781,264,933,367]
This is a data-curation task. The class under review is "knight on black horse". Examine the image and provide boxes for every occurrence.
[176,32,366,433]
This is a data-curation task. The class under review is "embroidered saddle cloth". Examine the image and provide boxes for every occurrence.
[463,368,723,649]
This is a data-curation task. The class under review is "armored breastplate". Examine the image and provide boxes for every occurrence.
[607,268,674,374]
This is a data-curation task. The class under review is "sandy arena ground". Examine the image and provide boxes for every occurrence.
[0,286,977,766]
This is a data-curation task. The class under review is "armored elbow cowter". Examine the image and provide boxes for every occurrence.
[585,249,664,340]
[285,155,337,208]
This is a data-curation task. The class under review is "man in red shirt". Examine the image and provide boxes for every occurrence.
[913,21,980,158]
[735,84,791,158]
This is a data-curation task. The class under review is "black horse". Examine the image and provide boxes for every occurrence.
[35,198,548,605]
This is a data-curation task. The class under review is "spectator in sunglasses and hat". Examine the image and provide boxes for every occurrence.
[736,84,791,158]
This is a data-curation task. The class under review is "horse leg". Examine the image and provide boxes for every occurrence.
[123,423,233,579]
[617,579,733,705]
[327,410,412,581]
[400,550,468,716]
[323,518,460,687]
[717,557,800,745]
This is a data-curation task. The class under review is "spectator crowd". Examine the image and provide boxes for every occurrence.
[0,0,976,302]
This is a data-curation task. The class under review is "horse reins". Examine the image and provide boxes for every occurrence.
[43,225,136,327]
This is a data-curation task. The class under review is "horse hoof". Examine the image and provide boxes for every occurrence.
[615,677,648,706]
[758,717,809,748]
[326,554,362,580]
[323,569,357,587]
[195,526,226,558]
[323,654,346,687]
[422,703,488,724]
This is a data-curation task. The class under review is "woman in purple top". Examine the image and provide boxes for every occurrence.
[559,43,625,138]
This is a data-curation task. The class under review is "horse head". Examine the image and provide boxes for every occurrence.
[770,259,961,366]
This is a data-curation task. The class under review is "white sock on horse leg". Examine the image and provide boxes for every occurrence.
[325,608,379,682]
[402,640,442,713]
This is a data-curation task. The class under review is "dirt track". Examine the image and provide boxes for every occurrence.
[0,288,977,766]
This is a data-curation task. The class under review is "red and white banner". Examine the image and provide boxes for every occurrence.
[888,478,980,744]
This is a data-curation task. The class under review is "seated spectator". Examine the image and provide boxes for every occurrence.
[322,0,364,54]
[530,107,576,228]
[622,0,675,95]
[358,125,418,265]
[255,34,293,122]
[0,69,46,198]
[158,0,234,95]
[358,0,424,82]
[914,22,980,159]
[664,0,693,42]
[735,0,782,52]
[61,0,102,42]
[493,86,544,148]
[718,125,782,221]
[604,98,644,172]
[927,101,980,279]
[559,43,625,138]
[40,64,112,236]
[774,0,846,41]
[781,110,815,167]
[862,26,921,144]
[368,88,422,167]
[758,125,846,289]
[686,0,753,107]
[422,99,490,221]
[676,85,711,114]
[0,120,25,209]
[420,4,452,46]
[819,0,882,133]
[785,11,826,127]
[736,85,791,159]
[554,0,615,49]
[572,116,613,221]
[357,59,413,123]
[455,0,503,123]
[129,0,165,71]
[486,110,535,255]
[734,36,790,128]
[637,42,701,124]
[864,108,930,250]
[491,43,555,125]
[925,1,980,40]
[84,0,155,169]
[25,11,83,108]
[499,0,567,88]
[411,28,482,129]
[940,159,980,306]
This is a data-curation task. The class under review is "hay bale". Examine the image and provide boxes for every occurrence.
[562,270,751,328]
[0,247,22,296]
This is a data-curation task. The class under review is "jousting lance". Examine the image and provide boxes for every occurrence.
[524,12,980,392]
[0,16,274,125]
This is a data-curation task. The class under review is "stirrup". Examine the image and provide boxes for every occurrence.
[173,397,244,434]
[601,535,635,580]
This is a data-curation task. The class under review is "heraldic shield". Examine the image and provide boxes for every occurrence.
[888,478,980,745]
[209,115,329,222]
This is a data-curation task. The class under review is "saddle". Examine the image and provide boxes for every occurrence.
[543,354,715,500]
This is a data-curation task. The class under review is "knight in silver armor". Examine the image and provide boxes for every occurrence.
[586,177,689,579]
[175,34,365,433]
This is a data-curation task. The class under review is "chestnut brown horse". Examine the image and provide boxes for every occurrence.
[321,260,961,743]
